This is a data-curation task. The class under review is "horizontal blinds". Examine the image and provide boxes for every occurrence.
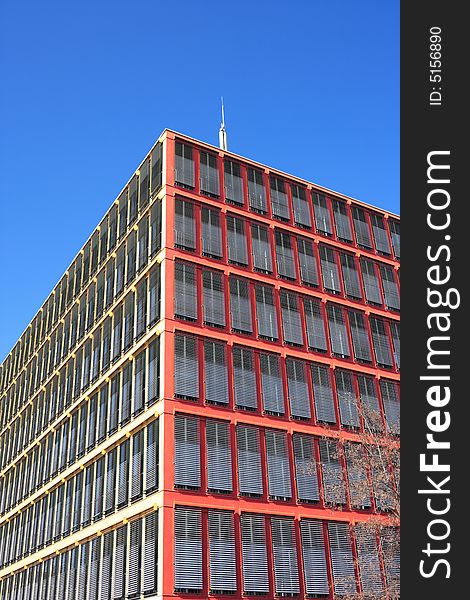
[286,358,311,419]
[270,176,290,220]
[200,151,220,196]
[293,433,320,502]
[297,237,319,286]
[128,519,142,597]
[251,224,272,272]
[143,511,158,595]
[328,521,356,595]
[174,334,199,399]
[380,527,400,593]
[271,517,300,595]
[389,220,400,258]
[233,347,257,409]
[340,252,363,299]
[227,215,248,265]
[303,297,328,351]
[202,270,226,327]
[390,321,400,368]
[247,168,267,212]
[332,199,353,241]
[174,414,200,489]
[319,438,346,504]
[370,317,393,367]
[292,185,311,227]
[265,429,292,499]
[255,285,278,340]
[174,198,195,250]
[320,245,341,293]
[204,340,229,405]
[311,363,336,424]
[361,258,383,304]
[229,277,252,333]
[344,443,371,508]
[335,369,359,427]
[352,206,372,248]
[260,353,285,415]
[380,380,400,434]
[280,291,303,345]
[201,207,222,258]
[327,304,350,357]
[174,507,203,591]
[208,510,237,592]
[206,419,233,493]
[357,375,383,432]
[240,513,269,594]
[380,264,400,310]
[371,213,391,254]
[236,425,263,496]
[349,310,372,362]
[300,519,330,596]
[224,160,243,204]
[355,523,384,595]
[174,142,195,188]
[145,420,159,493]
[174,262,197,320]
[313,193,333,235]
[275,230,295,278]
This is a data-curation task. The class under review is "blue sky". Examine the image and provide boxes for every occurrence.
[0,0,399,363]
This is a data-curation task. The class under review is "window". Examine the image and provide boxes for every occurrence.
[131,429,144,501]
[139,158,150,210]
[135,279,148,339]
[204,340,229,405]
[280,290,303,346]
[345,444,371,509]
[200,151,220,197]
[354,523,384,595]
[174,198,196,251]
[143,511,158,595]
[118,191,128,239]
[174,262,197,321]
[313,193,333,235]
[229,277,252,333]
[370,213,391,254]
[300,520,329,596]
[148,338,160,405]
[201,207,222,258]
[145,420,159,493]
[224,160,243,204]
[357,375,383,432]
[150,201,162,256]
[297,237,319,286]
[270,176,290,220]
[151,142,163,194]
[227,215,248,265]
[370,317,393,368]
[327,304,350,357]
[174,507,203,592]
[390,321,400,368]
[346,310,371,363]
[202,269,225,327]
[255,285,278,340]
[206,419,232,493]
[208,511,237,593]
[380,264,400,310]
[117,439,130,508]
[236,425,263,496]
[174,415,200,489]
[303,297,328,352]
[380,380,400,434]
[340,252,362,299]
[123,292,135,351]
[327,522,356,595]
[311,363,336,424]
[149,264,160,326]
[137,216,149,272]
[335,370,359,427]
[251,224,272,273]
[260,353,285,415]
[319,245,341,294]
[389,220,400,259]
[352,206,372,249]
[292,185,311,228]
[293,434,320,502]
[247,168,267,213]
[265,429,292,500]
[319,439,346,505]
[361,258,383,305]
[271,517,300,595]
[286,358,311,419]
[174,334,199,400]
[332,199,353,242]
[233,347,257,410]
[275,230,296,279]
[174,142,194,188]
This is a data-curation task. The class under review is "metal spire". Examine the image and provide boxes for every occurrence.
[219,97,228,151]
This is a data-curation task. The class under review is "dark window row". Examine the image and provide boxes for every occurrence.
[174,505,399,597]
[0,510,158,600]
[0,339,160,515]
[174,197,400,309]
[0,264,161,465]
[174,414,398,511]
[0,420,158,570]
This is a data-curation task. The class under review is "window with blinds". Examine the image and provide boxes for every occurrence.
[251,223,272,273]
[388,219,400,259]
[327,303,350,357]
[291,184,311,228]
[105,448,117,515]
[348,310,372,362]
[174,507,203,592]
[390,321,400,369]
[271,517,300,595]
[200,151,220,197]
[275,230,296,279]
[150,201,162,257]
[145,420,159,493]
[380,264,400,311]
[354,524,384,596]
[303,297,328,352]
[380,380,400,434]
[357,375,383,432]
[135,279,147,339]
[143,511,158,595]
[233,347,257,410]
[227,215,248,265]
[311,363,336,424]
[312,192,333,235]
[149,264,160,326]
[370,317,393,368]
[133,350,145,415]
[371,213,391,255]
[151,142,163,194]
[255,285,278,340]
[174,334,199,400]
[381,527,400,593]
[174,414,200,489]
[148,338,160,405]
[240,514,269,594]
[352,206,372,249]
[340,252,362,299]
[270,176,290,221]
[174,261,197,321]
[260,352,285,415]
[335,370,359,428]
[300,519,329,596]
[344,443,371,509]
[328,522,356,595]
[360,258,383,305]
[286,358,311,419]
[319,438,346,504]
[224,160,244,204]
[297,237,319,287]
[293,434,320,503]
[229,277,252,333]
[320,245,341,294]
[202,269,225,327]
[131,429,144,501]
[206,419,232,493]
[280,291,303,346]
[201,206,222,258]
[247,168,267,213]
[265,429,292,500]
[236,425,263,496]
[332,199,353,242]
[114,525,127,600]
[120,362,132,425]
[208,510,237,593]
[174,198,196,251]
[175,142,195,189]
[204,340,229,405]
[117,439,130,508]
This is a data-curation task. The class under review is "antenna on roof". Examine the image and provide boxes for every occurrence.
[219,97,228,151]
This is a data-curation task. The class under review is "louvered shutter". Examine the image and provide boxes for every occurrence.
[117,440,130,508]
[271,517,300,595]
[149,264,161,326]
[232,347,257,409]
[390,321,400,368]
[145,420,159,493]
[150,142,163,194]
[174,334,198,399]
[128,519,142,598]
[270,176,290,220]
[255,285,278,340]
[174,142,194,188]
[202,270,225,327]
[275,230,295,279]
[224,160,243,204]
[131,429,144,501]
[352,206,372,248]
[303,297,328,352]
[300,519,330,596]
[247,168,267,212]
[354,523,384,595]
[58,552,68,600]
[120,362,132,425]
[370,317,393,367]
[265,429,292,500]
[148,338,159,405]
[380,380,400,434]
[201,207,222,258]
[371,213,391,254]
[340,252,362,299]
[174,507,203,592]
[72,472,83,532]
[293,434,320,502]
[54,484,64,541]
[88,537,100,600]
[327,303,350,357]
[320,245,341,293]
[137,216,149,271]
[313,193,333,235]
[260,353,285,415]
[100,531,113,600]
[174,261,197,320]
[357,375,383,432]
[135,279,147,338]
[380,264,400,310]
[150,201,162,257]
[251,224,272,273]
[349,310,372,362]
[344,443,371,508]
[389,220,400,258]
[229,277,252,333]
[328,522,356,595]
[109,374,119,434]
[208,510,237,593]
[174,414,200,489]
[236,425,263,496]
[68,548,78,600]
[174,198,195,250]
[63,479,73,536]
[143,511,158,595]
[113,525,127,600]
[227,215,248,265]
[206,419,232,493]
[286,358,311,419]
[332,199,353,242]
[105,448,117,515]
[280,291,303,346]
[82,465,93,527]
[292,185,311,227]
[204,340,229,405]
[133,350,145,415]
[87,393,97,450]
[335,370,359,427]
[240,514,269,593]
[111,306,122,361]
[297,237,319,286]
[123,293,134,351]
[380,527,400,593]
[319,438,346,504]
[200,151,220,196]
[361,258,383,305]
[77,541,90,600]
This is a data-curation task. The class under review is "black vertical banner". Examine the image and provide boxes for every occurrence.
[401,3,467,598]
